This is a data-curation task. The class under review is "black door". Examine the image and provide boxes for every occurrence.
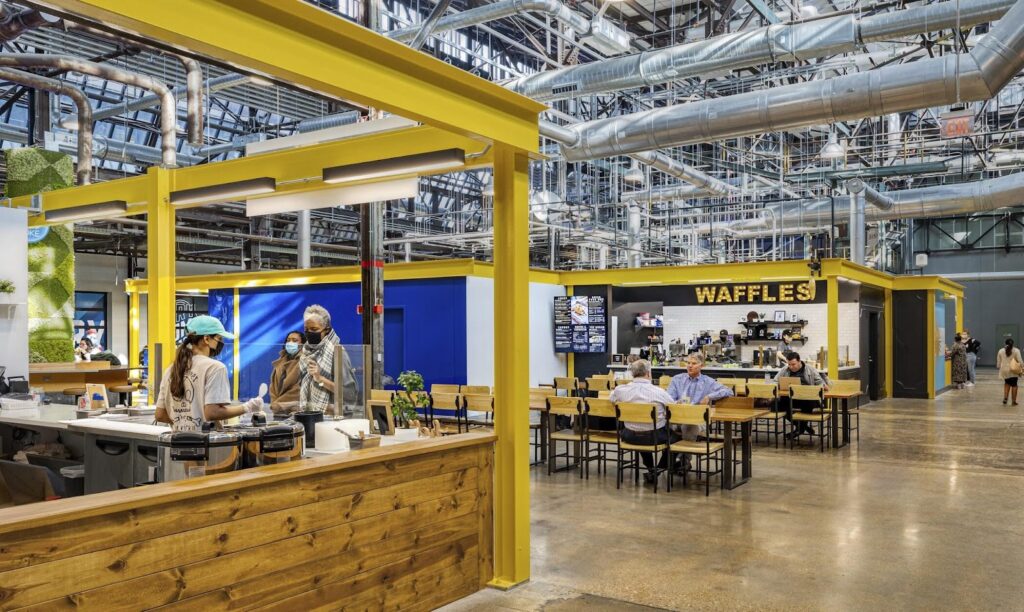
[868,311,880,400]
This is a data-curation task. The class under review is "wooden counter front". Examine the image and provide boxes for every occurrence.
[0,432,495,610]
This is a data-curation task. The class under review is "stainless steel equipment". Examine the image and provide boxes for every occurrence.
[156,430,243,482]
[227,416,305,468]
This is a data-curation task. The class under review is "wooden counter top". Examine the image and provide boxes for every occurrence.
[0,432,496,610]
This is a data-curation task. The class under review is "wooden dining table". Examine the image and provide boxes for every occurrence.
[710,407,769,490]
[529,399,550,463]
[824,390,861,448]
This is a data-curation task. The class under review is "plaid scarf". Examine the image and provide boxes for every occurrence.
[299,329,339,414]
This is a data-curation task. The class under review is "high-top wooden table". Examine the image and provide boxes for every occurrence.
[824,389,861,448]
[710,407,769,490]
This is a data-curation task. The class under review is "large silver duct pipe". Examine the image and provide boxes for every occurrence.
[388,0,590,43]
[294,110,361,133]
[847,178,895,210]
[627,202,642,268]
[0,67,91,184]
[0,54,177,166]
[541,120,735,195]
[507,0,1014,102]
[0,4,59,42]
[560,0,1024,162]
[177,56,203,146]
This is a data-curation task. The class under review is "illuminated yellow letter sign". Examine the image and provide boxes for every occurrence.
[693,281,817,304]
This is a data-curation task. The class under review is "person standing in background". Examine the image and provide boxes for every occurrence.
[949,334,968,390]
[996,338,1023,406]
[963,330,980,387]
[776,331,795,366]
[269,331,305,415]
[300,304,357,415]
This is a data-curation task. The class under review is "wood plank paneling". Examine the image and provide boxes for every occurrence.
[0,433,495,611]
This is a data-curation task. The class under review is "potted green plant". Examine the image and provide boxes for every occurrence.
[391,370,429,434]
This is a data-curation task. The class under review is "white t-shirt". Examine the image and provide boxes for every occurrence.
[156,354,232,432]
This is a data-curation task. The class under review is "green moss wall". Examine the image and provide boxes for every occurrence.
[5,148,76,363]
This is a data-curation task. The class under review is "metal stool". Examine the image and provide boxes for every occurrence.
[108,384,138,406]
[62,387,87,406]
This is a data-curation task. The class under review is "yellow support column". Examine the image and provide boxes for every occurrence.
[490,146,530,588]
[146,167,176,387]
[128,290,140,370]
[926,290,936,398]
[884,288,893,399]
[827,276,839,380]
[233,288,241,400]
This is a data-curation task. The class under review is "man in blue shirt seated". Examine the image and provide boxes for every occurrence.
[608,359,679,484]
[667,353,734,406]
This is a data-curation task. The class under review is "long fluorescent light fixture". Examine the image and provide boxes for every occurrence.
[246,177,418,217]
[45,200,127,223]
[322,148,464,184]
[170,177,277,207]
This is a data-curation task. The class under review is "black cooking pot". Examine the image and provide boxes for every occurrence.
[293,411,324,448]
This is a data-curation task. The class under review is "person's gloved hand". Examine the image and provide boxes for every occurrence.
[243,397,265,413]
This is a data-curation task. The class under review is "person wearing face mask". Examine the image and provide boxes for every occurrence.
[300,304,357,415]
[155,316,264,432]
[269,331,305,415]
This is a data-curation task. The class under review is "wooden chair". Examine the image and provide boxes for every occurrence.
[747,382,784,448]
[658,375,673,389]
[546,396,585,477]
[529,387,557,464]
[597,390,612,399]
[666,404,724,496]
[829,379,863,442]
[778,376,801,394]
[718,379,747,397]
[746,378,775,386]
[462,394,494,430]
[553,377,579,397]
[460,385,490,395]
[788,385,828,452]
[584,377,611,395]
[583,397,618,477]
[430,384,460,395]
[708,396,754,472]
[614,402,669,493]
[430,392,464,434]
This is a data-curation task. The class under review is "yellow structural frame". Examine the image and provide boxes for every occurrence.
[24,0,542,589]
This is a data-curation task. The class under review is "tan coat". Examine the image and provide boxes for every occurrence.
[270,352,302,414]
[997,347,1023,380]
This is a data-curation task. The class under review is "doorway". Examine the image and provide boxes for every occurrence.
[868,312,880,400]
[383,308,405,387]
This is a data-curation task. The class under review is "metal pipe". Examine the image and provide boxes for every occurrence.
[177,56,203,146]
[0,67,91,184]
[847,178,895,210]
[561,0,1024,161]
[90,73,247,123]
[0,53,177,167]
[0,4,59,42]
[294,110,361,133]
[388,0,590,43]
[409,0,453,50]
[507,0,1014,102]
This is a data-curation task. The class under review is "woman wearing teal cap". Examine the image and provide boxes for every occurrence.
[155,315,264,432]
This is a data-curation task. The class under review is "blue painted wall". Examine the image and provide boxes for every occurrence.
[210,278,467,400]
[934,294,946,393]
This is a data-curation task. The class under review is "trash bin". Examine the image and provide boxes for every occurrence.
[59,465,85,497]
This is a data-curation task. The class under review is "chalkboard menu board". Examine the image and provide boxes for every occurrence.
[554,295,607,353]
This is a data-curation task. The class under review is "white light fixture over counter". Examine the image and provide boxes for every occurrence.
[170,177,277,207]
[44,200,127,223]
[245,177,419,217]
[322,148,464,184]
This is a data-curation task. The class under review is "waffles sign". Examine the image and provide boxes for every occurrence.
[694,281,817,304]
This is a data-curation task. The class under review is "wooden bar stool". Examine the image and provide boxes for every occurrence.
[108,384,138,406]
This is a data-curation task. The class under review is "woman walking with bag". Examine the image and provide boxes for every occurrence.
[996,338,1023,406]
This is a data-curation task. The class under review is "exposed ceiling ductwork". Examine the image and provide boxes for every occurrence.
[506,0,1015,102]
[388,0,591,43]
[559,0,1024,161]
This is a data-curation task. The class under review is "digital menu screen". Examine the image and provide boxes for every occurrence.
[554,296,607,353]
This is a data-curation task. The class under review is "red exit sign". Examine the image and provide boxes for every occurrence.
[940,110,974,139]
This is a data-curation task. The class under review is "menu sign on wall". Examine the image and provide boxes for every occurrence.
[554,295,607,353]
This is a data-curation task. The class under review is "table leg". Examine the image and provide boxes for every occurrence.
[741,421,753,480]
[540,411,548,462]
[831,397,840,449]
[842,398,850,447]
[722,421,734,490]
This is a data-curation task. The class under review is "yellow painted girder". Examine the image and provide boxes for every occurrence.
[35,0,544,152]
[14,174,152,227]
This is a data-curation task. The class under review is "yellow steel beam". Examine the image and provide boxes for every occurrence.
[233,289,241,400]
[35,0,544,152]
[146,168,176,386]
[128,290,140,370]
[125,259,561,294]
[12,174,152,227]
[826,276,840,380]
[893,275,964,295]
[490,145,531,588]
[828,259,895,289]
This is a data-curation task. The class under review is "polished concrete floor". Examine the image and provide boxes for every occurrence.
[444,369,1024,611]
